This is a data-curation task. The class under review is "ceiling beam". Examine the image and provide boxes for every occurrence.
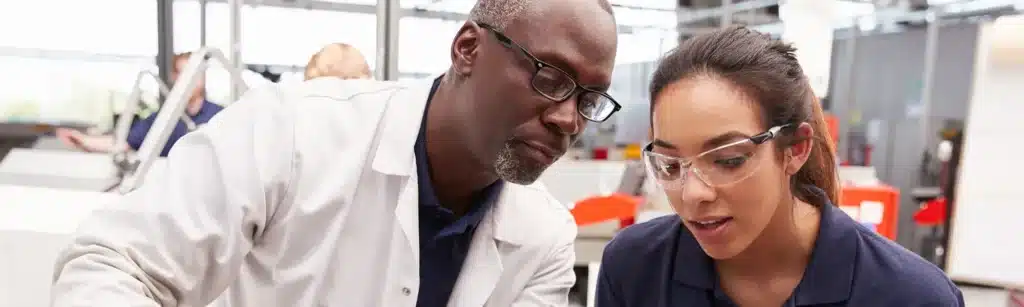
[677,0,780,25]
[191,0,664,32]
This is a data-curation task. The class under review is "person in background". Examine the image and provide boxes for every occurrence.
[303,42,372,80]
[51,0,620,306]
[595,26,964,306]
[56,51,223,157]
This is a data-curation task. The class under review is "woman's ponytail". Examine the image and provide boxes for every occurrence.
[793,95,841,205]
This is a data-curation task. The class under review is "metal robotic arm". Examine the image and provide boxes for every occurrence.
[117,48,247,194]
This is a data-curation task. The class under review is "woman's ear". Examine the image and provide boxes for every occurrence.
[785,123,815,175]
[450,22,483,77]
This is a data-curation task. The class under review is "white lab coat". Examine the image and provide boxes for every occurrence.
[51,78,579,307]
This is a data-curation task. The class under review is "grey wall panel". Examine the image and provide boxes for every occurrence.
[827,23,979,250]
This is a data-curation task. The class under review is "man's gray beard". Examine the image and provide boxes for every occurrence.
[494,140,546,185]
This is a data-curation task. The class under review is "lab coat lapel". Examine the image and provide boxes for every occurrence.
[448,185,534,307]
[394,172,421,261]
[371,80,433,177]
[368,79,434,274]
[448,214,503,307]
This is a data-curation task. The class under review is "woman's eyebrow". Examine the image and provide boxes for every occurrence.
[702,131,751,150]
[652,138,677,149]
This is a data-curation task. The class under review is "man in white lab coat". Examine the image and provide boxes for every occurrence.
[50,0,620,306]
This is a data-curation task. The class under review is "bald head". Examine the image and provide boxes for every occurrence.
[463,0,618,80]
[469,0,613,31]
[440,0,619,185]
[304,43,371,81]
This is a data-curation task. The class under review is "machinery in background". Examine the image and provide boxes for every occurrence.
[0,68,191,192]
[837,166,901,241]
[543,158,664,307]
[0,123,118,191]
[0,121,92,160]
[844,129,872,166]
[826,112,902,241]
[0,48,250,307]
[0,48,246,193]
[118,48,245,193]
[911,120,963,267]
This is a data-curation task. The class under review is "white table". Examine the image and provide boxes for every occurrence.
[0,184,118,307]
[0,148,120,191]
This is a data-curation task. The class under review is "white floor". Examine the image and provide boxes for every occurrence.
[962,286,1015,306]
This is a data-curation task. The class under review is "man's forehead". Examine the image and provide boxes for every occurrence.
[505,2,617,84]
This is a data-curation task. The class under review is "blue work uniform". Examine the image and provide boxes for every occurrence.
[414,77,504,307]
[596,186,965,307]
[126,100,223,157]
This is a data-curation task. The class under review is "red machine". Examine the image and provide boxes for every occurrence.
[840,185,900,241]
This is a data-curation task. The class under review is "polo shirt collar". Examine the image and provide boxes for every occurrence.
[414,76,503,234]
[671,186,858,305]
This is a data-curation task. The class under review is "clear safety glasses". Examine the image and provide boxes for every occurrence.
[643,124,792,191]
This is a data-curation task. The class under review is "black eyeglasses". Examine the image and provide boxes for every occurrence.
[477,22,621,123]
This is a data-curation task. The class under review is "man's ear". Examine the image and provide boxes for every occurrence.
[450,21,483,77]
[785,122,815,175]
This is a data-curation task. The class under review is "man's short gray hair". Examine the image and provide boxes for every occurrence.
[468,0,534,31]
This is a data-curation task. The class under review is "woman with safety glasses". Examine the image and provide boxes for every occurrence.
[595,26,964,307]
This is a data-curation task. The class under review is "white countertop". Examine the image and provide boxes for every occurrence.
[0,184,118,306]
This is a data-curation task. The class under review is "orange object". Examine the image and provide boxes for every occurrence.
[623,143,643,160]
[571,193,641,226]
[839,185,900,241]
[824,113,840,147]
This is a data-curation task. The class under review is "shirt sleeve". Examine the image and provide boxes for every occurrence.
[126,114,157,151]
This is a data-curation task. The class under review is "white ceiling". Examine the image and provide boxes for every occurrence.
[316,0,679,30]
[397,0,677,11]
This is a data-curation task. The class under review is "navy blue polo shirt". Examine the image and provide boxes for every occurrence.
[415,77,504,307]
[596,187,965,307]
[126,100,223,157]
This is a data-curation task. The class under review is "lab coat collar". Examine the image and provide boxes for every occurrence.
[369,76,528,306]
[449,183,542,306]
[671,186,857,304]
[371,77,439,274]
[371,75,529,246]
[486,184,535,246]
[449,205,505,307]
[370,78,436,176]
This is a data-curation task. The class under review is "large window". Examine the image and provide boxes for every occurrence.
[0,0,156,55]
[0,0,377,129]
[0,0,203,55]
[0,55,152,129]
[398,17,463,76]
[179,2,378,67]
[396,17,678,76]
[617,30,678,64]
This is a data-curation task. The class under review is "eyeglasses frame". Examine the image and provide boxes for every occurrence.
[642,124,795,188]
[475,22,622,123]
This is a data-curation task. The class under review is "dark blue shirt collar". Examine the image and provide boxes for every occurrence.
[671,186,857,304]
[414,76,503,234]
[191,100,221,118]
